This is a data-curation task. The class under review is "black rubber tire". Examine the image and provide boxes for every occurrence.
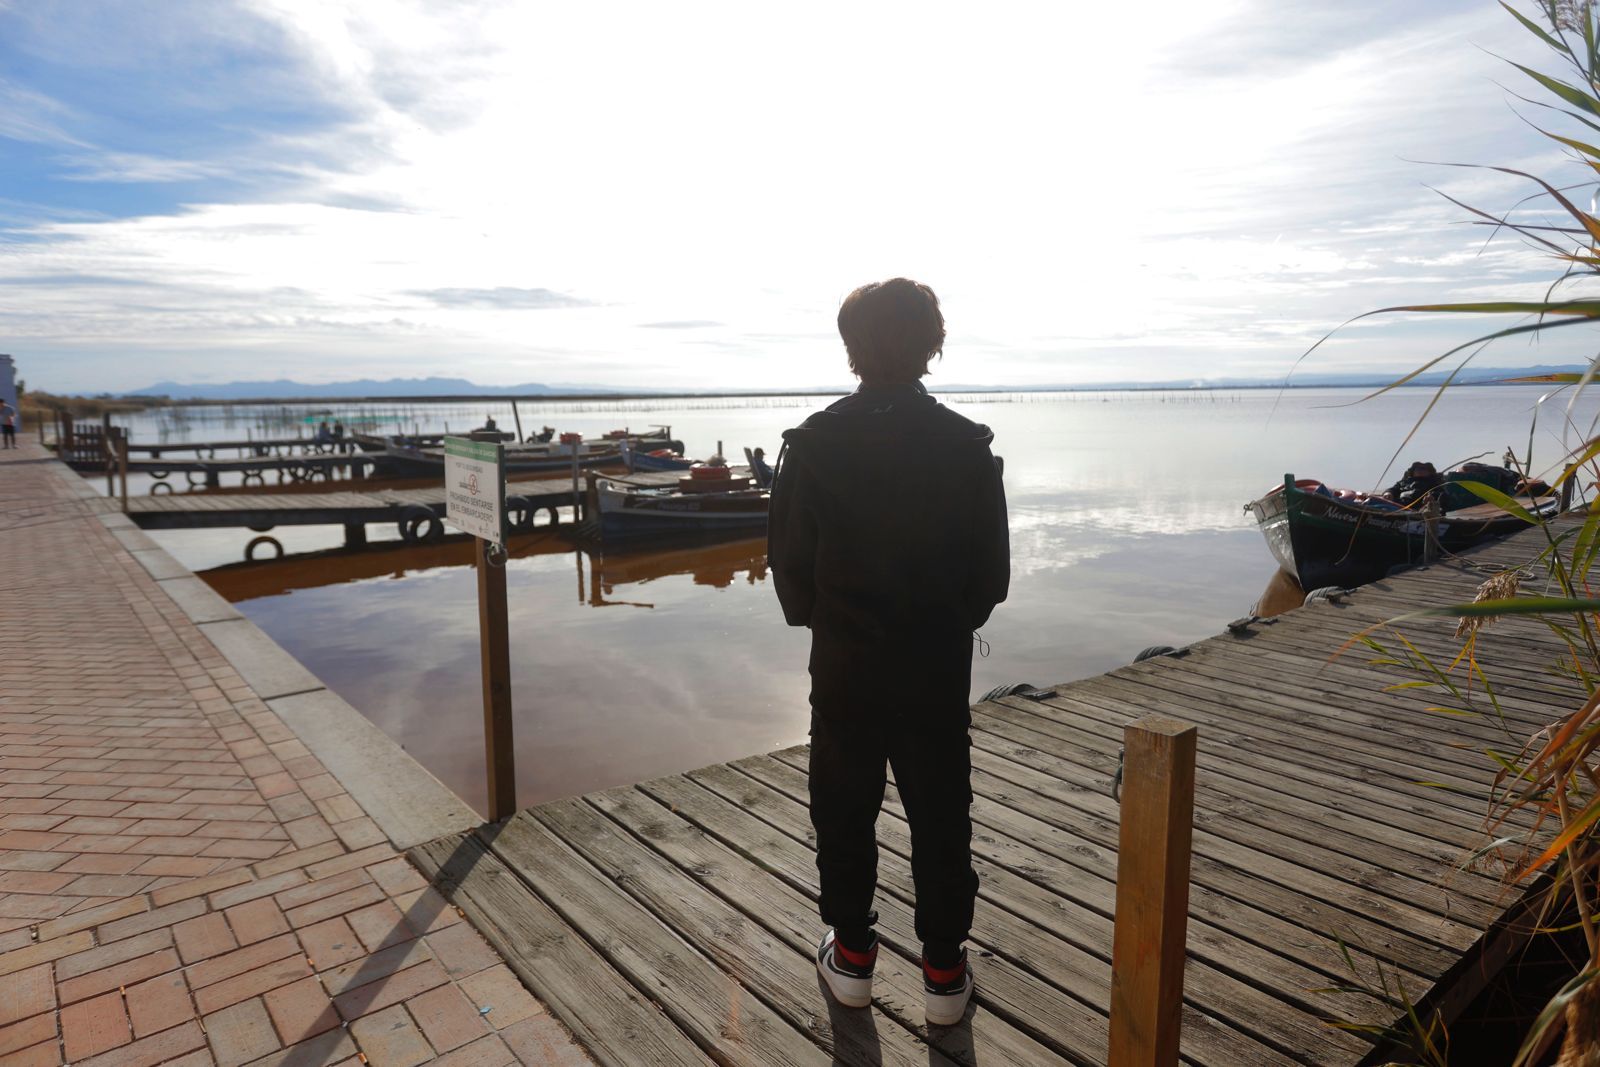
[1134,646,1177,662]
[539,505,560,527]
[150,482,174,495]
[247,523,276,533]
[399,505,443,544]
[148,469,170,481]
[506,496,535,532]
[245,536,284,561]
[184,470,207,488]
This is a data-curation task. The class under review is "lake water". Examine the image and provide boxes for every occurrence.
[99,386,1598,815]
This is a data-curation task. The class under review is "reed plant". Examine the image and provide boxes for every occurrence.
[1322,2,1600,1060]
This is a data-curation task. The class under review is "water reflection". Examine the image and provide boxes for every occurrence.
[201,532,799,815]
[136,386,1600,815]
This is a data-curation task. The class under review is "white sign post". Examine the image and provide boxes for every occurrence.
[443,437,516,820]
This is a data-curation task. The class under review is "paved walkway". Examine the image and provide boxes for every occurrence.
[0,440,591,1067]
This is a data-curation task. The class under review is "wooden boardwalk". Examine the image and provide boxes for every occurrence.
[408,515,1578,1067]
[119,470,698,534]
[123,480,579,531]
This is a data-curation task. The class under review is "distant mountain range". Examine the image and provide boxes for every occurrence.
[128,365,1591,400]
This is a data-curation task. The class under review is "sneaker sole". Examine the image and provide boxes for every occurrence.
[817,957,872,1008]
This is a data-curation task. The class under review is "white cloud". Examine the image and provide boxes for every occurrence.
[4,0,1597,391]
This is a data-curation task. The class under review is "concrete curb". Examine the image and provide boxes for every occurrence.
[62,464,481,850]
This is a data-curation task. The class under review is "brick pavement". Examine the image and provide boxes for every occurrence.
[0,440,592,1067]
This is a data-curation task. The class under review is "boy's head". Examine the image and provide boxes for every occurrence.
[837,278,945,384]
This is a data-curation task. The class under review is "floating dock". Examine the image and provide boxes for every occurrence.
[410,516,1571,1066]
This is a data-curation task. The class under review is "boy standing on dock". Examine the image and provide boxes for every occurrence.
[0,399,16,448]
[769,277,1010,1025]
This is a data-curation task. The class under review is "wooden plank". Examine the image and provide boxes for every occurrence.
[689,757,1387,1061]
[517,799,948,1067]
[706,756,1420,1004]
[408,832,714,1067]
[590,781,1094,1067]
[1049,676,1511,827]
[629,773,1327,1067]
[477,814,835,1067]
[760,748,1464,979]
[960,749,1482,951]
[970,702,1506,906]
[1109,717,1196,1067]
[998,684,1514,857]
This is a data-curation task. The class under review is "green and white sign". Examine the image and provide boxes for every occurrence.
[443,437,506,545]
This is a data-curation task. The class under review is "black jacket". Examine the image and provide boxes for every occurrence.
[768,383,1010,645]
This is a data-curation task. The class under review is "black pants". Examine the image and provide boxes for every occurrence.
[1,426,13,447]
[807,632,978,956]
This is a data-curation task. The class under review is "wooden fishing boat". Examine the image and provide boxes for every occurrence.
[369,428,684,478]
[1245,472,1560,589]
[594,465,769,542]
[619,439,695,473]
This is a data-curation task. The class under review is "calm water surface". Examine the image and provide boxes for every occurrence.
[107,387,1599,814]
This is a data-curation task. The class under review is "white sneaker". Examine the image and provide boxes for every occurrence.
[816,930,875,1008]
[924,950,973,1026]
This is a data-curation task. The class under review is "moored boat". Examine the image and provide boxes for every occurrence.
[1245,467,1560,589]
[594,464,769,542]
[368,428,685,478]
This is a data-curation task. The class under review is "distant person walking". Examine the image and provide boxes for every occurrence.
[769,278,1010,1026]
[0,400,16,448]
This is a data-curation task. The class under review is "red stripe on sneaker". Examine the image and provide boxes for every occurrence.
[923,959,965,985]
[836,941,877,969]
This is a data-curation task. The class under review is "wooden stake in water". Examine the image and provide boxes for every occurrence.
[476,538,516,821]
[511,400,524,442]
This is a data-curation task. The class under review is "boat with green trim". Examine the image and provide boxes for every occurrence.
[1245,469,1560,590]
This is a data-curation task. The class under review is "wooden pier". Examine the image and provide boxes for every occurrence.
[68,452,380,486]
[119,470,690,544]
[409,517,1574,1066]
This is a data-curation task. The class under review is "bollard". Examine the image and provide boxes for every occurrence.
[1109,716,1197,1067]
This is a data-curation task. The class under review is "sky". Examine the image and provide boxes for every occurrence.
[3,0,1599,394]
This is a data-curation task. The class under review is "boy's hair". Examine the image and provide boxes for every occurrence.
[837,278,945,383]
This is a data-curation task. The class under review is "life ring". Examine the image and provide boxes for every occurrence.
[245,536,284,561]
[398,505,443,544]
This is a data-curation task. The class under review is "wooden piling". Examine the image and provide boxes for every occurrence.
[1109,715,1197,1067]
[477,537,516,822]
[116,428,129,513]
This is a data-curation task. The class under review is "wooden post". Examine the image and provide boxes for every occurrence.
[102,414,115,495]
[476,537,516,822]
[1109,716,1197,1067]
[1561,473,1576,513]
[570,438,582,523]
[511,400,524,442]
[116,428,129,513]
